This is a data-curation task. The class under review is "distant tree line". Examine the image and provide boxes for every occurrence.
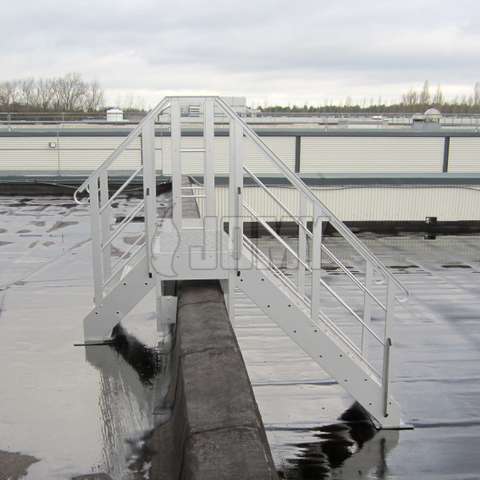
[260,81,480,114]
[0,73,104,112]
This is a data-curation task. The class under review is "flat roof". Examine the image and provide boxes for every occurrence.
[0,196,479,478]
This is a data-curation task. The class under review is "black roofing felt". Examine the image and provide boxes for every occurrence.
[0,196,479,478]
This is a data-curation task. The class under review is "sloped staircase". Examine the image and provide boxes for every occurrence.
[74,96,409,428]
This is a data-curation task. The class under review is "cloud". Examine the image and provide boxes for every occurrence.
[1,0,479,105]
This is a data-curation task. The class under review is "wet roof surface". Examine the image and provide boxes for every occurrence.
[0,196,170,479]
[233,233,480,479]
[1,197,480,479]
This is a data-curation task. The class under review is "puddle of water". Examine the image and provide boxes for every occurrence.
[234,233,480,480]
[0,195,172,480]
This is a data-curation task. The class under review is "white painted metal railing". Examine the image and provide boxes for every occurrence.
[74,96,408,419]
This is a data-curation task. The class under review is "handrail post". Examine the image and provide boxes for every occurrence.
[297,192,307,295]
[229,118,244,272]
[310,204,323,320]
[204,98,216,218]
[171,99,182,229]
[99,171,111,280]
[361,260,373,356]
[142,118,156,271]
[89,177,104,304]
[382,276,395,417]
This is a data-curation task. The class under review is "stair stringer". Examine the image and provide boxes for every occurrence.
[84,254,155,342]
[235,266,402,429]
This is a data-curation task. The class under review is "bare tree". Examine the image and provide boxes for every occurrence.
[84,81,104,111]
[0,81,19,109]
[474,82,480,106]
[420,80,430,104]
[55,73,87,111]
[401,88,418,106]
[19,78,36,107]
[35,78,56,110]
[432,85,444,105]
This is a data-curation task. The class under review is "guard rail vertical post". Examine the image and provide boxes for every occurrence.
[171,99,182,229]
[99,171,111,280]
[382,276,395,417]
[142,117,156,271]
[89,177,104,304]
[310,204,323,320]
[361,261,373,356]
[204,99,216,218]
[297,193,307,295]
[229,118,243,272]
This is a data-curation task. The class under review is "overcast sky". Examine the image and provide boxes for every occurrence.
[2,0,479,107]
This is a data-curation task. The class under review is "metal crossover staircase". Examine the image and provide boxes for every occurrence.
[74,96,409,428]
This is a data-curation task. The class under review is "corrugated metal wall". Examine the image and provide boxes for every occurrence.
[449,138,480,172]
[1,133,471,174]
[212,186,480,221]
[0,136,60,171]
[0,136,144,171]
[300,137,444,173]
[159,136,295,175]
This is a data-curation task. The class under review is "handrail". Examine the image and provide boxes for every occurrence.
[243,202,311,272]
[104,240,145,288]
[73,97,170,202]
[243,235,310,306]
[216,97,408,297]
[102,200,145,249]
[244,234,383,376]
[243,165,311,237]
[99,165,144,213]
[242,221,385,346]
[244,164,388,311]
[321,244,387,311]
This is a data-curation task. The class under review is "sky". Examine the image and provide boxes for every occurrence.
[1,0,479,107]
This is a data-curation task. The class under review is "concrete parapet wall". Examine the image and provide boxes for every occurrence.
[149,280,277,480]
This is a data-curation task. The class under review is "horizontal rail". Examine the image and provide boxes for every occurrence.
[243,165,311,237]
[244,235,382,377]
[321,245,387,311]
[99,166,143,213]
[243,202,310,271]
[102,200,145,249]
[103,242,146,288]
[216,97,408,297]
[74,97,169,198]
[244,164,388,311]
[243,236,310,307]
[112,233,146,270]
[316,273,385,346]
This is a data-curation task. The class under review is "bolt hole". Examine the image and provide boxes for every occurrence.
[293,330,297,333]
[116,311,120,315]
[368,402,372,406]
[364,378,368,382]
[123,282,127,286]
[339,354,343,358]
[344,379,348,383]
[314,329,318,333]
